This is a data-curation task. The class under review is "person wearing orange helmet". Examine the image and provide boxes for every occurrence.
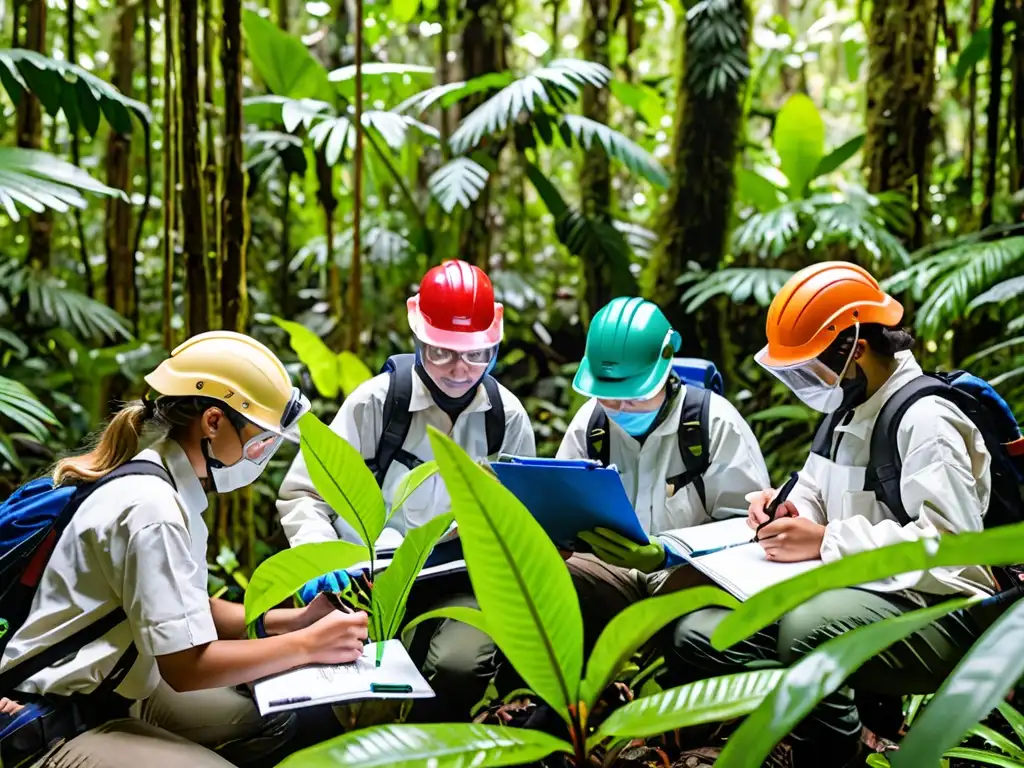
[277,259,535,722]
[665,262,1005,767]
[0,332,368,768]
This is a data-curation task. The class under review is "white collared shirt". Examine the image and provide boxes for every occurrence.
[0,440,217,699]
[788,351,997,598]
[557,386,771,534]
[277,371,537,546]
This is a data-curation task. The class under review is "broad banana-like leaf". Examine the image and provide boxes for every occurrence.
[428,427,584,725]
[712,522,1024,649]
[241,10,333,102]
[298,412,387,550]
[590,669,785,751]
[892,600,1024,767]
[277,722,573,767]
[372,513,454,640]
[244,540,369,628]
[580,585,739,710]
[773,93,825,197]
[716,598,973,768]
[271,316,339,398]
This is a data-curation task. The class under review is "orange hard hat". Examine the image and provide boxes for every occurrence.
[761,261,904,368]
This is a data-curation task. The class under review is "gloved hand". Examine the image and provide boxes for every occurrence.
[577,527,665,573]
[296,568,371,611]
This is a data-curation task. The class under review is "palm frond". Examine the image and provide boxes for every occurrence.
[681,267,795,312]
[885,236,1024,335]
[0,328,28,357]
[449,59,613,154]
[559,114,669,187]
[613,220,658,256]
[968,275,1024,310]
[394,74,516,115]
[0,147,127,222]
[361,110,440,150]
[428,157,490,212]
[244,131,307,190]
[0,374,58,442]
[308,116,353,166]
[0,48,151,133]
[288,225,412,272]
[327,62,435,82]
[282,98,333,132]
[684,0,751,98]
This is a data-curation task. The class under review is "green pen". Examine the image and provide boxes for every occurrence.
[370,682,412,693]
[375,641,385,668]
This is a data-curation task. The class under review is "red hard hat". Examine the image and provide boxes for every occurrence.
[407,260,504,351]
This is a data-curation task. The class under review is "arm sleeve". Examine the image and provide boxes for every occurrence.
[820,398,990,564]
[786,454,829,526]
[701,395,772,520]
[122,521,218,657]
[556,401,595,460]
[276,393,375,546]
[502,398,537,458]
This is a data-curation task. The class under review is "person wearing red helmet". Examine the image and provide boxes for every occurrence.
[277,259,535,722]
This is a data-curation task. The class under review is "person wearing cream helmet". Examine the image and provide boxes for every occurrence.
[0,331,367,768]
[665,262,1013,767]
[277,259,535,722]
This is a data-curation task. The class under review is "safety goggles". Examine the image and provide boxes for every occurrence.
[233,387,310,463]
[597,386,665,412]
[755,323,860,414]
[421,343,497,368]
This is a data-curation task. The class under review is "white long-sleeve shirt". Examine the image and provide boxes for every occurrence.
[277,372,536,546]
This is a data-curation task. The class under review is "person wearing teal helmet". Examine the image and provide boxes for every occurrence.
[557,297,770,612]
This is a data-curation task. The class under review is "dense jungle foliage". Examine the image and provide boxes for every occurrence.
[4,0,1024,762]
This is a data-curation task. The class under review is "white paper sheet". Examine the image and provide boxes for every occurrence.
[685,542,822,601]
[660,517,752,555]
[252,639,435,715]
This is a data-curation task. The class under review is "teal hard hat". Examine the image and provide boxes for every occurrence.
[574,297,682,400]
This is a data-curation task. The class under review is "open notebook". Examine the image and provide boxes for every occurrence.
[252,640,435,715]
[353,524,467,580]
[660,517,822,601]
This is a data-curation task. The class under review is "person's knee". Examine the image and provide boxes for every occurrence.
[777,591,869,665]
[427,623,496,683]
[669,607,731,667]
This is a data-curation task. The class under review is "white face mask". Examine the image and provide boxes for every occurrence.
[203,430,283,493]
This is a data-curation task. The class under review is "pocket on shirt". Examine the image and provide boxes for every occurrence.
[397,474,441,529]
[840,490,881,521]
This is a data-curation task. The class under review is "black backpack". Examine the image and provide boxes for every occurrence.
[585,384,713,511]
[811,370,1024,584]
[364,354,506,486]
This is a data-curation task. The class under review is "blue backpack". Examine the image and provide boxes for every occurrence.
[0,460,172,696]
[585,358,724,510]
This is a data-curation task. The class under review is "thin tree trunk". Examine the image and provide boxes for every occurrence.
[205,0,222,327]
[220,0,248,333]
[983,0,1007,227]
[131,0,155,333]
[277,0,287,30]
[277,0,291,317]
[862,0,939,249]
[181,0,210,334]
[1011,1,1024,194]
[17,0,52,270]
[67,0,94,298]
[105,0,138,324]
[964,0,982,190]
[438,0,451,155]
[163,0,178,351]
[550,0,560,57]
[348,0,364,354]
[641,0,750,348]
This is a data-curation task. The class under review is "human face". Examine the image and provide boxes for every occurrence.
[596,386,667,415]
[420,343,496,397]
[201,410,282,492]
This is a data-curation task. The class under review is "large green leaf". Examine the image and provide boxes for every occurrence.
[812,134,865,180]
[0,146,127,222]
[998,700,1024,746]
[309,116,353,166]
[271,316,339,398]
[428,157,490,213]
[392,0,420,23]
[581,586,739,710]
[942,748,1024,768]
[372,513,454,641]
[712,522,1024,649]
[954,27,992,84]
[591,669,785,749]
[892,600,1024,767]
[559,115,668,187]
[716,598,973,767]
[0,48,151,133]
[243,540,370,628]
[0,375,58,441]
[241,11,332,102]
[337,350,373,397]
[389,461,440,518]
[298,412,387,550]
[736,167,784,212]
[427,427,584,724]
[773,93,825,198]
[277,723,573,768]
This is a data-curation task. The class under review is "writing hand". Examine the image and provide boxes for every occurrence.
[299,610,369,665]
[745,488,799,532]
[755,517,825,562]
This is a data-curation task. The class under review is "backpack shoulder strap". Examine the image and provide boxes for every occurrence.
[865,375,948,527]
[667,386,712,511]
[0,460,173,698]
[369,355,416,486]
[811,410,847,458]
[585,403,611,466]
[481,375,506,457]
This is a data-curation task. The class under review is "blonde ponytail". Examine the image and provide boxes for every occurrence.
[53,401,150,485]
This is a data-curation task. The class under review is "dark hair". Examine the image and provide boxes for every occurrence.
[817,323,915,370]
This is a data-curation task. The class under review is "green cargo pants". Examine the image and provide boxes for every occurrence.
[667,586,996,766]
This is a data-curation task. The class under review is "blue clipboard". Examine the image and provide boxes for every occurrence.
[490,456,649,551]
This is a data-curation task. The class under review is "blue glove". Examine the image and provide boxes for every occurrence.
[296,568,372,611]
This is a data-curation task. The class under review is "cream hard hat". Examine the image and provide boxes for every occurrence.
[144,331,307,438]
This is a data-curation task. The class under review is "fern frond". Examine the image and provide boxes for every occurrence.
[681,267,794,312]
[428,157,490,212]
[559,115,668,187]
[0,374,58,442]
[0,147,126,221]
[684,0,751,98]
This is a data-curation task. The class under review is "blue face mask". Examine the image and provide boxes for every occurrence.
[608,408,660,437]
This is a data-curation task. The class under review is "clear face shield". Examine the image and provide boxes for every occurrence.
[755,323,861,414]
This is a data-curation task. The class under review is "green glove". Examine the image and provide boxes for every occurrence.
[577,527,665,573]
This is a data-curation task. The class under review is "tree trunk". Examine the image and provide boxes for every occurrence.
[457,0,506,269]
[220,0,248,332]
[863,0,938,248]
[964,0,982,192]
[180,0,210,335]
[105,0,138,324]
[204,0,222,327]
[163,0,178,351]
[1011,1,1024,195]
[17,0,52,270]
[347,0,365,354]
[983,0,1008,228]
[67,0,94,298]
[641,0,750,349]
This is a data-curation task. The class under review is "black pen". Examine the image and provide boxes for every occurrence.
[268,696,312,707]
[755,471,801,540]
